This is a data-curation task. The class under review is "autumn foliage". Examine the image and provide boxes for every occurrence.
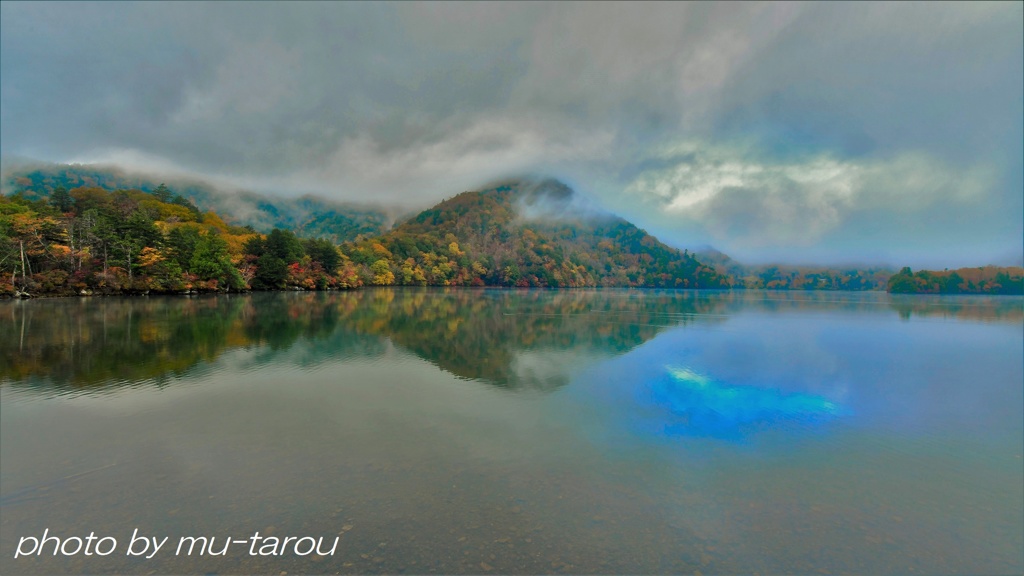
[0,186,355,297]
[887,266,1024,295]
[3,179,1020,297]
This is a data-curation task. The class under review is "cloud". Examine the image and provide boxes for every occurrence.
[625,145,996,248]
[1,1,1020,265]
[709,2,1024,163]
[309,115,614,204]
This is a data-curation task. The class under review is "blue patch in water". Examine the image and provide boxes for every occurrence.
[643,366,846,440]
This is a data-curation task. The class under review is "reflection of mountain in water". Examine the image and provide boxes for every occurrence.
[347,288,728,390]
[2,290,1021,395]
[1,289,727,394]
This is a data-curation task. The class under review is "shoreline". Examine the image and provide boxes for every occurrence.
[5,285,1023,300]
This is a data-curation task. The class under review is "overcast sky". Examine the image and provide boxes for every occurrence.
[2,1,1021,266]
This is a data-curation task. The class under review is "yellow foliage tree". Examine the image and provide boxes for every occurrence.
[371,259,395,285]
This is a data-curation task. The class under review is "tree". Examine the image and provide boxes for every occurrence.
[265,228,304,263]
[170,194,202,221]
[49,186,74,213]
[243,235,266,257]
[370,259,395,285]
[110,211,162,280]
[167,226,203,272]
[942,272,964,294]
[152,183,173,203]
[888,267,919,294]
[304,237,341,272]
[253,253,288,289]
[137,246,184,291]
[190,232,245,290]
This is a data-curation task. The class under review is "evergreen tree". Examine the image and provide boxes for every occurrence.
[152,183,173,203]
[49,186,74,213]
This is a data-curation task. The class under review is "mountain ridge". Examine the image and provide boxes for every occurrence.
[342,178,730,288]
[3,163,1021,296]
[2,161,391,243]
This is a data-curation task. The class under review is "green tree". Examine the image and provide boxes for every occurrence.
[265,228,304,263]
[49,186,74,213]
[110,211,161,280]
[942,272,964,294]
[190,232,245,290]
[888,267,919,294]
[167,226,202,272]
[304,237,341,272]
[152,183,173,203]
[253,253,288,290]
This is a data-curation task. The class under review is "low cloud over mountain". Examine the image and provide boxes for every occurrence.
[2,2,1020,267]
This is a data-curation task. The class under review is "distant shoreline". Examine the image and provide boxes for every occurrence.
[6,285,1023,301]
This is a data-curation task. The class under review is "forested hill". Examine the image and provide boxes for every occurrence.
[342,179,729,288]
[3,162,389,242]
[0,177,725,297]
[3,167,1019,297]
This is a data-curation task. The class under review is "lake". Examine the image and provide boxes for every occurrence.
[1,289,1022,575]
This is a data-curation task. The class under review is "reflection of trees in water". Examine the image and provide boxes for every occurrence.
[2,295,249,390]
[3,290,1020,394]
[886,295,1024,323]
[346,288,728,390]
[717,290,1023,323]
[0,293,383,393]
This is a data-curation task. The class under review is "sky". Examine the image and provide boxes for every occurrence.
[1,1,1021,267]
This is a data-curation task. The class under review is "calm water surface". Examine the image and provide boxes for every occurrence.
[1,289,1022,574]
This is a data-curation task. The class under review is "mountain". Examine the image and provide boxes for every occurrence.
[4,163,1019,297]
[0,163,900,291]
[2,162,390,243]
[2,168,725,297]
[343,178,729,288]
